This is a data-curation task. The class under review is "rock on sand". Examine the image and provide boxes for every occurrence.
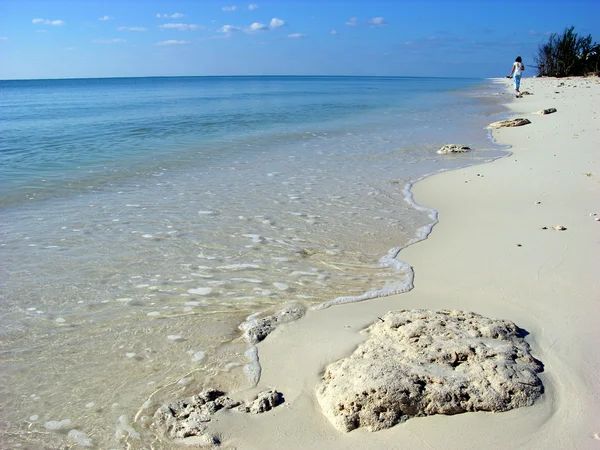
[316,309,544,433]
[489,118,531,128]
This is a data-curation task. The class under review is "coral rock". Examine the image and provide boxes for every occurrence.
[437,144,471,155]
[489,118,531,128]
[316,309,544,433]
[536,108,557,115]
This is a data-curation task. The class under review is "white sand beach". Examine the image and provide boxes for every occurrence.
[185,77,600,449]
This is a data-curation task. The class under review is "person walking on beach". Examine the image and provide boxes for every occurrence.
[508,56,525,98]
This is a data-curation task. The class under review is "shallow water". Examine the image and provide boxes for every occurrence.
[0,76,509,448]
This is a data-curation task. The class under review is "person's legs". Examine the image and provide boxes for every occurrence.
[514,75,522,97]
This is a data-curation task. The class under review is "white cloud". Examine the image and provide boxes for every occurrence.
[330,30,338,35]
[345,17,359,26]
[218,24,242,33]
[93,38,126,44]
[156,40,190,46]
[32,18,65,26]
[159,23,203,31]
[156,13,185,19]
[248,4,259,9]
[222,6,237,12]
[367,17,387,27]
[269,18,285,29]
[288,33,306,38]
[118,26,148,31]
[249,22,268,32]
[99,16,112,21]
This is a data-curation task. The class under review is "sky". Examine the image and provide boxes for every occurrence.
[1,0,599,80]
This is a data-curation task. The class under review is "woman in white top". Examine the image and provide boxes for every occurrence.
[508,56,525,98]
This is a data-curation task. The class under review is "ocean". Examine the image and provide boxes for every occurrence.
[0,76,509,448]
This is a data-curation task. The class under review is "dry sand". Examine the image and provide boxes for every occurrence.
[213,77,600,449]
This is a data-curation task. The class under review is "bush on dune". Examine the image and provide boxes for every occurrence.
[534,26,599,77]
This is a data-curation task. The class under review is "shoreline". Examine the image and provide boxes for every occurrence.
[212,76,600,448]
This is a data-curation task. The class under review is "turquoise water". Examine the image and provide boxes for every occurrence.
[0,76,509,448]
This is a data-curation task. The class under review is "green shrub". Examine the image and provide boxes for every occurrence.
[534,26,599,77]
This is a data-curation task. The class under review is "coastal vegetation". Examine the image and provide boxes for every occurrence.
[534,26,599,77]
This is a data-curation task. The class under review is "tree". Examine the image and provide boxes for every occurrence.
[534,26,599,77]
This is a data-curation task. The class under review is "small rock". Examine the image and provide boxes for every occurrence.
[240,389,283,414]
[535,201,541,204]
[553,225,567,231]
[595,218,600,222]
[489,118,531,128]
[437,144,471,155]
[536,108,557,115]
[240,304,306,345]
[517,244,522,247]
[541,227,548,230]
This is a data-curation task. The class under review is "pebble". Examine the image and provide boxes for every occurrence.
[85,402,95,408]
[187,288,212,296]
[29,415,39,421]
[125,352,137,358]
[191,351,206,362]
[554,225,567,231]
[44,419,72,430]
[55,318,66,323]
[67,429,93,447]
[167,335,183,341]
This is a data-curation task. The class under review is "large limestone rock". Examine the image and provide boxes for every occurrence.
[437,144,471,155]
[316,310,544,433]
[489,118,531,128]
[240,304,306,345]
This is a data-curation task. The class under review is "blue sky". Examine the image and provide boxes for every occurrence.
[1,0,599,79]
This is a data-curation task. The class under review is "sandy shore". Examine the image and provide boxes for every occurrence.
[213,77,600,449]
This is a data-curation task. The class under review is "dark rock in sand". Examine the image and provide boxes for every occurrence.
[316,309,544,433]
[437,144,471,155]
[490,118,531,128]
[536,108,557,115]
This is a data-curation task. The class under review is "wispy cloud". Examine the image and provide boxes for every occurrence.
[330,30,338,36]
[269,18,285,29]
[156,13,185,19]
[159,23,203,31]
[367,17,387,27]
[32,18,65,26]
[288,33,306,38]
[222,6,237,12]
[99,16,112,21]
[156,40,190,46]
[93,38,126,44]
[218,24,242,33]
[249,22,268,32]
[345,17,359,26]
[248,4,259,10]
[528,30,552,36]
[118,26,148,32]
